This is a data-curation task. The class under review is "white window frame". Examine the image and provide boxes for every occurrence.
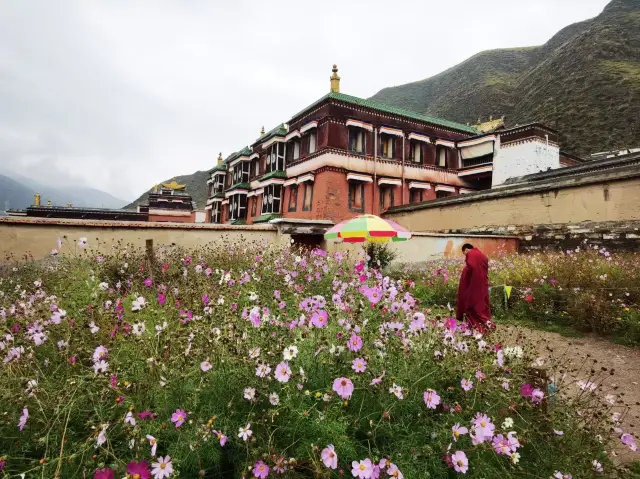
[261,184,282,215]
[228,193,248,221]
[266,143,286,173]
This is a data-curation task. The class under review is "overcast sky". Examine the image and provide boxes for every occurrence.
[0,0,610,201]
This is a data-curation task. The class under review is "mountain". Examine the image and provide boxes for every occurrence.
[125,171,210,210]
[370,0,640,156]
[0,171,128,210]
[0,174,34,212]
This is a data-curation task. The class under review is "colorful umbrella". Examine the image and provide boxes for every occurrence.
[324,214,412,243]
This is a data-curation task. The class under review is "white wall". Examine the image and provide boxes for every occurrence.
[492,139,560,187]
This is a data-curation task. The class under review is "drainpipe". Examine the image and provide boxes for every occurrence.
[402,134,406,205]
[373,128,377,214]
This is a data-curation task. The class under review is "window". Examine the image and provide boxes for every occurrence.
[410,141,422,163]
[436,146,448,168]
[307,131,317,155]
[286,139,301,163]
[211,202,221,224]
[261,184,282,215]
[232,161,250,185]
[251,159,260,179]
[302,183,313,211]
[288,185,298,212]
[348,182,365,212]
[349,128,365,154]
[251,196,257,217]
[228,194,247,221]
[266,143,286,173]
[380,187,394,211]
[410,189,423,204]
[380,134,395,159]
[208,183,214,198]
[211,174,225,196]
[436,190,453,199]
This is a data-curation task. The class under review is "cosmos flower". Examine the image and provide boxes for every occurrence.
[332,377,354,400]
[171,409,187,428]
[151,456,173,479]
[424,389,440,409]
[351,358,367,373]
[275,362,292,382]
[252,460,269,479]
[461,378,473,391]
[451,451,468,474]
[351,458,373,478]
[126,460,151,479]
[238,424,252,441]
[321,444,338,469]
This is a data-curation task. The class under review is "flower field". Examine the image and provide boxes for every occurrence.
[0,238,637,478]
[402,246,640,346]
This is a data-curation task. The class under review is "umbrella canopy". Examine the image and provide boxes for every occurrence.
[324,214,412,243]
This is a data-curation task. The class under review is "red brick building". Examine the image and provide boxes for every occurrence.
[205,66,582,227]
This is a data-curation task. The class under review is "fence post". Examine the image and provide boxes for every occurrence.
[145,239,154,267]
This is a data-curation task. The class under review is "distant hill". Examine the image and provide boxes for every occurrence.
[125,171,210,211]
[370,0,640,156]
[0,174,34,212]
[0,171,128,210]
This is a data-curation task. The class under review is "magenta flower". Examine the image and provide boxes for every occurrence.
[143,278,153,287]
[126,460,151,479]
[452,424,468,441]
[347,333,363,352]
[351,358,367,373]
[94,468,115,479]
[521,383,533,398]
[321,444,338,469]
[424,389,441,409]
[171,409,187,428]
[275,362,292,383]
[311,310,329,328]
[621,433,638,451]
[17,407,28,431]
[451,451,468,474]
[157,293,166,306]
[352,458,374,478]
[332,377,355,400]
[461,378,473,391]
[253,460,270,479]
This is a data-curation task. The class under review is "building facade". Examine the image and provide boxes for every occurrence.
[205,66,582,226]
[138,180,196,223]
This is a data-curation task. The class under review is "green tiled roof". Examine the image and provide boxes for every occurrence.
[290,92,478,134]
[258,170,287,182]
[208,163,227,174]
[226,183,250,192]
[223,146,253,165]
[253,124,288,146]
[253,213,282,224]
[231,218,247,226]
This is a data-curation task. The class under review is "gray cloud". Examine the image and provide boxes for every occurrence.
[0,0,610,201]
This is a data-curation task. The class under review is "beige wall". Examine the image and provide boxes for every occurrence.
[385,177,640,232]
[0,219,285,261]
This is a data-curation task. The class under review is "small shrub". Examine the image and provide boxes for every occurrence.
[365,242,398,269]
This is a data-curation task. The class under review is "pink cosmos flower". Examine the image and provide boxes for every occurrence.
[321,444,338,469]
[471,412,495,444]
[621,433,638,451]
[521,383,533,398]
[151,456,173,479]
[146,435,158,456]
[387,463,403,478]
[424,389,441,409]
[253,460,270,479]
[452,424,468,441]
[475,371,486,382]
[18,407,28,431]
[94,468,114,479]
[352,358,367,373]
[461,378,473,391]
[347,334,363,352]
[171,409,187,428]
[275,362,292,382]
[213,430,228,446]
[451,451,468,474]
[370,371,385,386]
[157,294,166,306]
[143,278,153,287]
[531,388,545,404]
[200,361,212,372]
[333,377,355,400]
[352,458,374,478]
[256,363,272,377]
[126,461,151,479]
[311,310,329,328]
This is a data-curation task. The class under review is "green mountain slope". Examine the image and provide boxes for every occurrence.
[370,0,639,155]
[125,171,209,211]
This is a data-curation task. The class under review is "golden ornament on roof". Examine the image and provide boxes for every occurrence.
[161,179,186,190]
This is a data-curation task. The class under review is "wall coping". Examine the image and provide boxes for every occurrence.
[0,217,277,231]
[410,232,519,240]
[385,164,640,215]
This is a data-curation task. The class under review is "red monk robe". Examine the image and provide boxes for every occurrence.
[456,248,495,334]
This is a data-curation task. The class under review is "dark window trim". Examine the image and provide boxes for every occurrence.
[348,182,365,212]
[302,182,314,211]
[348,127,366,155]
[379,186,395,211]
[288,185,298,212]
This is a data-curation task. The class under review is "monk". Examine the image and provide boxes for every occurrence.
[456,244,495,334]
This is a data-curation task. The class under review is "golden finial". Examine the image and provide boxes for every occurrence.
[33,193,41,206]
[330,64,340,93]
[217,152,223,166]
[67,202,73,207]
[47,200,52,206]
[260,126,265,136]
[161,179,186,190]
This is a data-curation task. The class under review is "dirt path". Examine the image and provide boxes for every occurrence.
[501,325,640,465]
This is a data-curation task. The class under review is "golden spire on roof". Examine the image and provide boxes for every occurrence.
[474,115,506,133]
[217,152,223,165]
[330,64,340,93]
[161,178,186,190]
[33,193,41,206]
[260,126,265,136]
